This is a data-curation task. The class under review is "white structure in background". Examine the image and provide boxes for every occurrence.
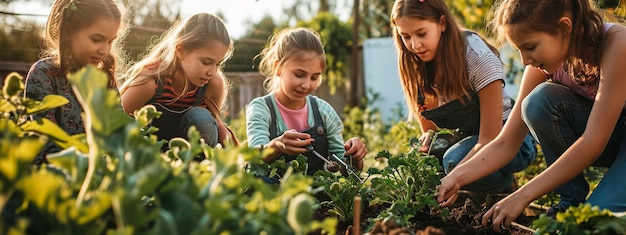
[362,37,522,122]
[362,37,406,122]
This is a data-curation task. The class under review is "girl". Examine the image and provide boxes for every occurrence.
[390,0,537,199]
[246,27,367,177]
[119,13,238,148]
[25,0,125,164]
[436,0,626,232]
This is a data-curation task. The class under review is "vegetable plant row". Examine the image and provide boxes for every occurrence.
[2,68,626,235]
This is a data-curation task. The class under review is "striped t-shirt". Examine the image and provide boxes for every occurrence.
[152,77,208,112]
[463,32,513,121]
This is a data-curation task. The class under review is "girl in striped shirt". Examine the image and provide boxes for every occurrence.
[119,13,238,148]
[390,0,537,203]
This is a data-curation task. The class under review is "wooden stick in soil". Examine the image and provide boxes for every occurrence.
[353,196,361,235]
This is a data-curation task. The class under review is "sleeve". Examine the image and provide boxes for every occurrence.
[466,33,506,92]
[315,97,345,159]
[24,61,58,122]
[245,96,273,148]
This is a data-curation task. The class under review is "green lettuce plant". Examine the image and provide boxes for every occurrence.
[367,137,447,227]
[532,203,626,235]
[0,66,337,235]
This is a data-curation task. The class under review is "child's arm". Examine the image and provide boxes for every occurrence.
[457,80,504,165]
[245,97,312,163]
[120,75,157,115]
[317,98,345,158]
[438,66,547,206]
[483,31,626,230]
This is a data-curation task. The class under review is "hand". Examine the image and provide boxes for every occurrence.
[481,192,529,233]
[344,137,367,161]
[435,174,461,208]
[344,137,367,171]
[272,130,313,155]
[418,131,433,153]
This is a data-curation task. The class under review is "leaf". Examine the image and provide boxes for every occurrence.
[17,170,66,210]
[0,99,16,113]
[20,118,88,152]
[66,65,133,136]
[74,193,112,225]
[23,95,69,115]
[46,147,91,183]
[0,118,22,135]
[2,72,25,97]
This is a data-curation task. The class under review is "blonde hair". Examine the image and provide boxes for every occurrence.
[43,0,125,88]
[390,0,500,120]
[490,0,605,86]
[256,27,327,93]
[119,13,233,96]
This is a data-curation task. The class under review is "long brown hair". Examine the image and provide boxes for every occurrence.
[43,0,125,88]
[490,0,605,86]
[391,0,470,119]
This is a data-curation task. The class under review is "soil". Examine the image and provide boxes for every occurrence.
[310,194,541,235]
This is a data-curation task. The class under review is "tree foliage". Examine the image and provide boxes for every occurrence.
[297,12,353,94]
[118,0,180,64]
[224,15,277,73]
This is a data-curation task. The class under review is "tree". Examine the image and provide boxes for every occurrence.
[298,12,352,95]
[119,0,181,64]
[224,15,277,73]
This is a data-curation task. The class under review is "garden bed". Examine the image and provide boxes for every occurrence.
[313,195,539,235]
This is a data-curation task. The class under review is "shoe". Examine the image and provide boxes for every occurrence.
[546,201,582,218]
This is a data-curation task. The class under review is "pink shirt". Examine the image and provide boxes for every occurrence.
[550,23,626,108]
[275,99,310,131]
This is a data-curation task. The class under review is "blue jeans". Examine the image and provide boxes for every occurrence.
[443,134,537,193]
[521,82,626,211]
[153,106,219,147]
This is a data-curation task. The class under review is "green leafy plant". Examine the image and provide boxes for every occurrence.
[532,203,626,234]
[0,66,337,235]
[367,138,447,226]
[0,72,87,154]
[313,168,371,222]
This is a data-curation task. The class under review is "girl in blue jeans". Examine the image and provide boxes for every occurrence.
[389,0,537,197]
[436,0,626,232]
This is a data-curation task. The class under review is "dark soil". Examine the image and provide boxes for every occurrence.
[310,194,540,235]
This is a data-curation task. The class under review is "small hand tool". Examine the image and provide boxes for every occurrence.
[305,145,334,165]
[330,153,364,183]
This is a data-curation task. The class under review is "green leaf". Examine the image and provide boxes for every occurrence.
[74,193,112,225]
[0,118,22,136]
[24,95,69,115]
[0,99,16,113]
[20,118,88,152]
[2,72,25,97]
[66,65,132,136]
[46,148,91,184]
[17,170,66,210]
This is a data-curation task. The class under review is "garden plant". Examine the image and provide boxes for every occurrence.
[2,68,626,235]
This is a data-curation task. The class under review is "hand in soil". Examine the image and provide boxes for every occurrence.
[482,192,530,233]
